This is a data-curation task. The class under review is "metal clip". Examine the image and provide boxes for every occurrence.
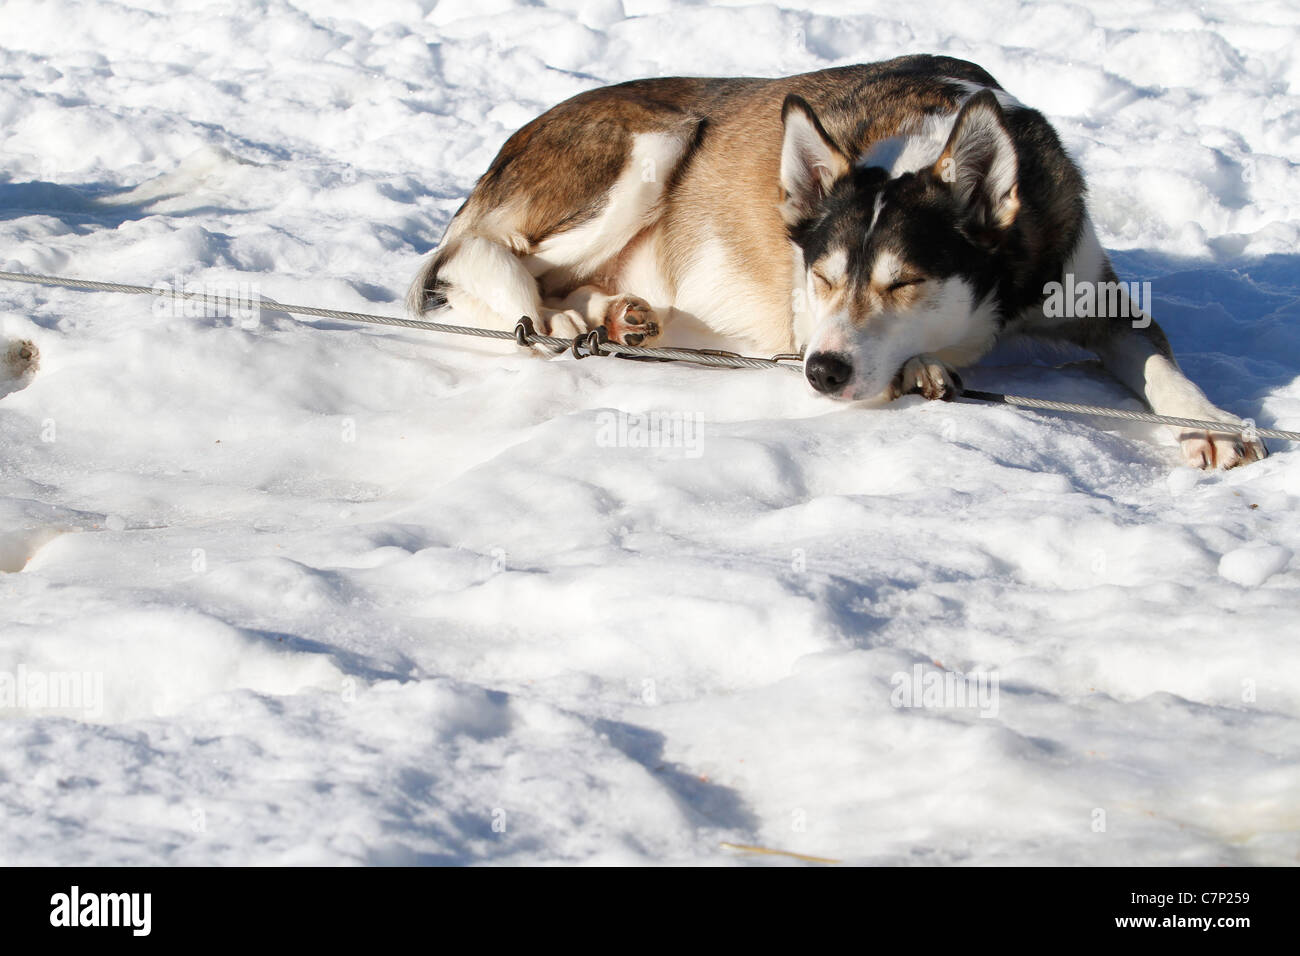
[571,326,608,359]
[514,316,536,348]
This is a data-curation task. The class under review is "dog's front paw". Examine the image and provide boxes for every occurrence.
[890,355,962,401]
[542,311,586,339]
[535,308,589,354]
[603,294,659,346]
[1179,426,1268,470]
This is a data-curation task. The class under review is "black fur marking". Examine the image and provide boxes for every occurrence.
[424,277,450,311]
[788,101,1086,330]
[791,166,1003,308]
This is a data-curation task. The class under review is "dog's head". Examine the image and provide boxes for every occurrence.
[779,90,1020,401]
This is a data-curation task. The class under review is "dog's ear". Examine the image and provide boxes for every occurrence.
[779,95,849,224]
[932,90,1020,241]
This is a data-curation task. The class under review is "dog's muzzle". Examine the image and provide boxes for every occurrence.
[805,351,853,396]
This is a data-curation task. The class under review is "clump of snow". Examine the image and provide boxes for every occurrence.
[1,0,1298,865]
[1218,545,1293,587]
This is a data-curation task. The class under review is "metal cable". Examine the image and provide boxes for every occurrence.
[3,269,1296,441]
[0,271,801,371]
[959,390,1299,441]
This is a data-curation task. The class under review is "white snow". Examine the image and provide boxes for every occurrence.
[1218,544,1293,587]
[2,0,1299,865]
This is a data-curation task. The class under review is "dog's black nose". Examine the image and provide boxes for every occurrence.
[805,351,853,395]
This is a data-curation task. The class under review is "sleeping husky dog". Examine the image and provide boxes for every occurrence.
[409,55,1265,469]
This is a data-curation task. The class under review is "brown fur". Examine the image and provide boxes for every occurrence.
[408,56,1266,469]
[414,56,1001,340]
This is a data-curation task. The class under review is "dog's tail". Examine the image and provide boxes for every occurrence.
[405,240,458,316]
[408,194,489,316]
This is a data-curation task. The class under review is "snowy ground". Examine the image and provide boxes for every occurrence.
[1,0,1299,865]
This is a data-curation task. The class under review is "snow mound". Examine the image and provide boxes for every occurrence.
[1,0,1298,865]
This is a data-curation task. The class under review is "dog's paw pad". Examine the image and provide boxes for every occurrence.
[603,295,659,345]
